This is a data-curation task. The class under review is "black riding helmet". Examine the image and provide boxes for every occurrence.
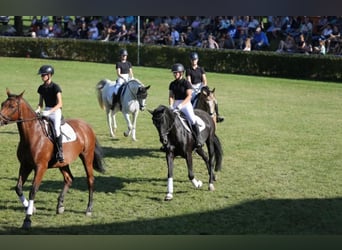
[171,63,184,73]
[38,65,54,75]
[120,49,128,56]
[190,52,199,60]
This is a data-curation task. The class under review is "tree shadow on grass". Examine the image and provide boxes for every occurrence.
[2,197,342,235]
[102,146,162,159]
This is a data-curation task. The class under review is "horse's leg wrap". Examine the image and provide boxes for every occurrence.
[19,195,29,207]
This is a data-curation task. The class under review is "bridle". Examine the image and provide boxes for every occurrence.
[125,81,148,110]
[0,97,39,125]
[152,108,176,144]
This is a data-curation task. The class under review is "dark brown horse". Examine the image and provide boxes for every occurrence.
[0,89,105,229]
[149,105,223,201]
[194,86,217,128]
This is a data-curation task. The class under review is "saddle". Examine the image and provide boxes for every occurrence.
[41,116,76,143]
[173,109,205,133]
[114,83,127,110]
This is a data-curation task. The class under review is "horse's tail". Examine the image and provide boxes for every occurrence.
[93,139,106,174]
[95,80,106,110]
[213,134,223,171]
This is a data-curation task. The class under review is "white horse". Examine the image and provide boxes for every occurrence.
[96,79,150,141]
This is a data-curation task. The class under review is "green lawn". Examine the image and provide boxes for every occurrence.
[0,56,341,234]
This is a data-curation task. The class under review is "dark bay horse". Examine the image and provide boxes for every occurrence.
[149,105,223,201]
[0,89,105,229]
[96,79,150,141]
[194,86,217,128]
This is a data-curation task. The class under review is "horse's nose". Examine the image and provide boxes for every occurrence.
[140,105,145,111]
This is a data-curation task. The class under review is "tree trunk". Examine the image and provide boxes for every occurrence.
[14,16,23,36]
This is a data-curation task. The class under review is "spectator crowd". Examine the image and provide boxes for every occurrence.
[1,16,342,56]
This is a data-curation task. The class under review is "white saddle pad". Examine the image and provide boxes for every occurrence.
[44,121,77,143]
[61,123,77,143]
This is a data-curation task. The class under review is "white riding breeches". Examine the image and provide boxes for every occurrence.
[173,100,197,125]
[114,74,130,94]
[45,107,62,137]
[191,82,204,101]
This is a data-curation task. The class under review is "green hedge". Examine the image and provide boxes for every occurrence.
[1,36,341,82]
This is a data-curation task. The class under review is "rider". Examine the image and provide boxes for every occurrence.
[35,65,64,163]
[169,63,202,148]
[111,48,134,110]
[185,52,224,123]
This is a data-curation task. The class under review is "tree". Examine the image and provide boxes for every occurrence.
[14,16,23,36]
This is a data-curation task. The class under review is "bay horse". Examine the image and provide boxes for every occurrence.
[193,86,217,128]
[96,79,150,141]
[0,89,105,229]
[149,105,223,201]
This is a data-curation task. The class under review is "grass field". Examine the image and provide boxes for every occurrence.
[0,56,341,234]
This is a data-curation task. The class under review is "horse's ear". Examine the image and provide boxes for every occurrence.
[148,109,153,115]
[212,88,215,93]
[201,89,209,96]
[6,88,11,96]
[145,85,151,90]
[19,90,25,98]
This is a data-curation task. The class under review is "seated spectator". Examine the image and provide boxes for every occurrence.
[127,24,137,42]
[170,26,180,46]
[114,24,128,42]
[313,38,326,55]
[299,16,313,42]
[0,22,16,36]
[36,23,50,37]
[320,24,333,40]
[326,25,341,53]
[251,26,270,50]
[88,22,99,40]
[220,32,235,49]
[243,36,251,51]
[266,16,282,39]
[77,22,89,39]
[101,22,118,41]
[182,26,198,46]
[296,33,312,54]
[276,33,296,53]
[207,34,219,49]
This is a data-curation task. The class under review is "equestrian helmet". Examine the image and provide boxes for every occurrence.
[120,49,128,56]
[190,52,199,60]
[171,63,184,73]
[38,65,54,75]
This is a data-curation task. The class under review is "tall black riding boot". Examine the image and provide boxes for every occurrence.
[192,123,203,148]
[56,135,64,163]
[215,103,224,123]
[111,93,119,110]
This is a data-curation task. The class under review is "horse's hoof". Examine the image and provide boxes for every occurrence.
[22,218,31,230]
[209,183,215,191]
[57,206,65,214]
[164,193,173,201]
[197,180,203,188]
[124,132,129,137]
[86,211,92,216]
